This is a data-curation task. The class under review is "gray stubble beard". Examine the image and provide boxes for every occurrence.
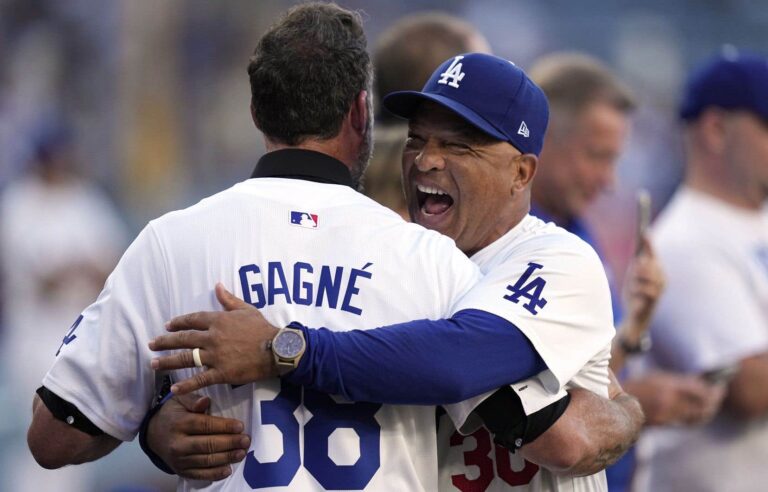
[351,93,374,192]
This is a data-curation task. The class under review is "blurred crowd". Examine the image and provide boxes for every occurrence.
[1,1,767,491]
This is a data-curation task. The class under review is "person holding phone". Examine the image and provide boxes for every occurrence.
[526,53,724,492]
[632,48,768,492]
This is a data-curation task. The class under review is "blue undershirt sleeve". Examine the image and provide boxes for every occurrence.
[283,309,546,404]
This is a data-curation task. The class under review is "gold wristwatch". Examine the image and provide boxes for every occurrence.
[268,327,306,375]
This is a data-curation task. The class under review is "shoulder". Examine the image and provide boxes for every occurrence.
[382,221,479,279]
[652,190,735,265]
[476,219,610,300]
[504,216,604,269]
[147,181,276,241]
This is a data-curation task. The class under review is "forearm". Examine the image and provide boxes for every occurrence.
[28,394,120,469]
[285,309,546,404]
[521,389,643,476]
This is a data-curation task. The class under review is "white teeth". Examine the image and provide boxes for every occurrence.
[417,184,446,195]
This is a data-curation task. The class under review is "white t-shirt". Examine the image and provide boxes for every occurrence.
[0,175,128,492]
[43,175,481,492]
[633,187,768,492]
[439,214,615,492]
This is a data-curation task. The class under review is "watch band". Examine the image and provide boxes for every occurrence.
[618,333,652,354]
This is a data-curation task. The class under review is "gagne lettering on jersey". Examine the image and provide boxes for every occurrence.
[239,261,373,315]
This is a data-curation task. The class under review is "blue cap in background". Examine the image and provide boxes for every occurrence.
[680,47,768,122]
[383,53,550,156]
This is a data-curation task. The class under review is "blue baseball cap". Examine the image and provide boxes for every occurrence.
[383,53,549,155]
[680,47,768,121]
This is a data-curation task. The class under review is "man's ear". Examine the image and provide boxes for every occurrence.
[697,108,728,155]
[349,90,368,135]
[513,154,538,191]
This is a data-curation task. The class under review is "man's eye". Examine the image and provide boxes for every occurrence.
[405,137,424,148]
[447,142,471,152]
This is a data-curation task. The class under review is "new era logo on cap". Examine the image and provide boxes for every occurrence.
[290,211,318,229]
[517,121,530,138]
[383,53,549,155]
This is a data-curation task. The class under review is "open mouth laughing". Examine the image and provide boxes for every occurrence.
[415,183,455,219]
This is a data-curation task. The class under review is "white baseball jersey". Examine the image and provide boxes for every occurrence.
[42,152,481,492]
[438,214,615,492]
[633,187,768,492]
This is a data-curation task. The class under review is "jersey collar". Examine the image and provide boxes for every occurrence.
[250,149,355,189]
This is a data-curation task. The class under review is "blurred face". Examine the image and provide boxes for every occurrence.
[535,102,629,221]
[36,144,77,182]
[725,111,768,201]
[465,31,492,55]
[403,102,527,256]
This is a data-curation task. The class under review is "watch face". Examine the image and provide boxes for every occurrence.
[274,330,305,359]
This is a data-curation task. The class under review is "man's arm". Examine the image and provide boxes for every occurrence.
[154,237,614,404]
[622,371,724,426]
[29,224,172,467]
[150,285,546,404]
[520,382,643,475]
[28,394,120,469]
[139,372,642,480]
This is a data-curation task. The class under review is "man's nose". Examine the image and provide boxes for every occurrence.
[414,139,446,172]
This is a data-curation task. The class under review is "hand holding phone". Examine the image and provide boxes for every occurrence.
[635,189,651,256]
[702,365,738,385]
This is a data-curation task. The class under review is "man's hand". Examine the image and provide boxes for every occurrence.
[622,235,665,332]
[149,283,281,394]
[725,353,768,419]
[611,236,665,373]
[147,393,250,481]
[624,371,725,426]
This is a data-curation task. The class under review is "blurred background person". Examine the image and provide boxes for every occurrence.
[528,53,723,492]
[364,12,490,218]
[633,48,768,492]
[0,117,128,490]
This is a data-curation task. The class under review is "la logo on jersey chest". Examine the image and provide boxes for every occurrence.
[438,56,466,88]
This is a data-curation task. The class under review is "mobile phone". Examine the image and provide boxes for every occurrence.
[635,189,651,255]
[702,365,738,385]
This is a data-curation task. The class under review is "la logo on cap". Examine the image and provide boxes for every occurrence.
[438,56,466,88]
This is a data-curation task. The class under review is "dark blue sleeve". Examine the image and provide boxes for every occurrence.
[283,309,546,404]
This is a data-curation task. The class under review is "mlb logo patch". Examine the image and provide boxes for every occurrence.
[290,211,319,229]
